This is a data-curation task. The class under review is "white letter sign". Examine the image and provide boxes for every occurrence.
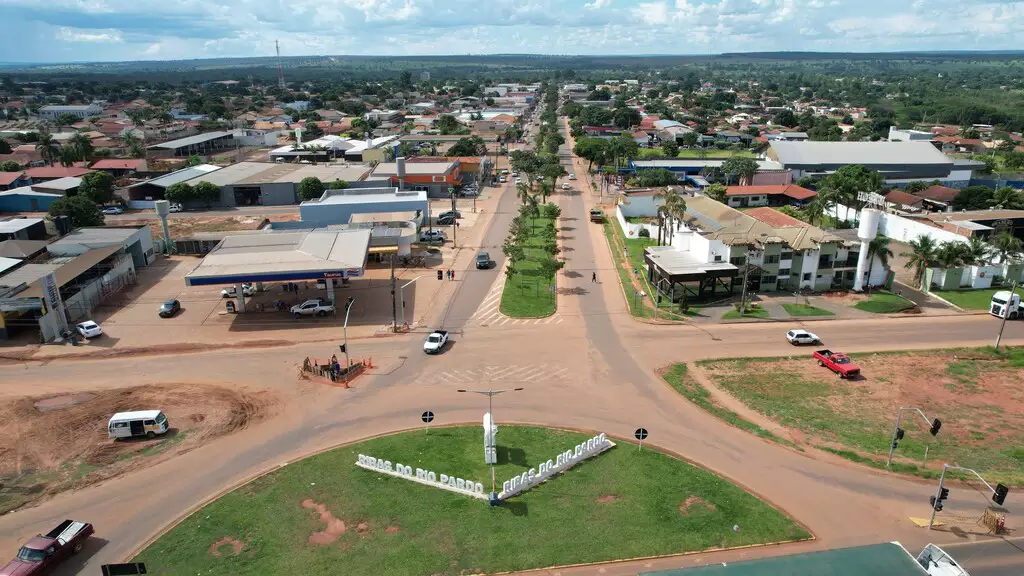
[498,433,614,499]
[356,454,486,500]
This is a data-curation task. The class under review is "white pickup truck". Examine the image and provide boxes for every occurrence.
[423,330,449,354]
[290,299,336,317]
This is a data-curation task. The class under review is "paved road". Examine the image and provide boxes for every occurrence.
[3,114,1023,576]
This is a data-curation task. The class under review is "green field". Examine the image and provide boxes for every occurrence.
[500,215,557,318]
[695,348,1024,484]
[781,304,835,317]
[853,291,916,313]
[135,427,809,576]
[936,288,1004,310]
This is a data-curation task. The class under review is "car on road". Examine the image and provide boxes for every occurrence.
[419,229,446,243]
[813,349,861,378]
[158,299,181,318]
[75,320,102,339]
[568,173,576,180]
[561,183,570,190]
[786,329,819,345]
[499,176,507,183]
[476,251,491,269]
[221,283,255,298]
[168,203,183,213]
[437,210,462,220]
[102,206,123,215]
[291,299,336,317]
[436,215,457,226]
[2,519,94,576]
[515,177,522,185]
[423,329,449,354]
[589,208,604,223]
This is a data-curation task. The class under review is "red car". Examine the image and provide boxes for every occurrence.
[813,349,861,378]
[1,520,93,576]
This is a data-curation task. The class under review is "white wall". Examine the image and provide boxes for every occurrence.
[619,195,661,216]
[830,202,968,246]
[615,205,660,240]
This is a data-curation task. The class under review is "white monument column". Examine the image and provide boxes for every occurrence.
[483,412,497,464]
[854,208,882,292]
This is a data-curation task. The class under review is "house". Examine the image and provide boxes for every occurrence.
[24,166,93,182]
[767,131,808,141]
[714,130,752,144]
[934,136,986,155]
[723,184,816,208]
[913,185,960,210]
[38,103,103,121]
[409,156,492,183]
[370,161,462,198]
[881,189,925,212]
[89,158,148,176]
[0,172,31,191]
[631,130,652,147]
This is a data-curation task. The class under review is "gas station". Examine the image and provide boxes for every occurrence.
[184,229,372,313]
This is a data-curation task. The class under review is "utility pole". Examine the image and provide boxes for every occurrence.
[450,188,457,247]
[390,254,397,333]
[995,280,1017,351]
[342,297,354,382]
[886,407,939,468]
[457,387,524,502]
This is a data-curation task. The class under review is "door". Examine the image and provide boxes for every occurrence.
[129,420,144,436]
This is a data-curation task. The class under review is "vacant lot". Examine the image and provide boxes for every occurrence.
[0,384,268,513]
[117,213,301,241]
[695,347,1024,484]
[136,426,808,576]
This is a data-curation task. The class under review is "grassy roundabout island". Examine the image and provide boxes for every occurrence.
[135,426,809,575]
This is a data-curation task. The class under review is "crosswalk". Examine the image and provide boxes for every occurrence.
[420,364,573,386]
[467,283,563,328]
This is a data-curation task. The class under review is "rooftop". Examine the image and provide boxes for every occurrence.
[0,246,121,298]
[644,244,737,277]
[745,207,810,228]
[89,159,146,170]
[0,172,26,186]
[31,176,82,192]
[24,166,93,179]
[769,141,953,167]
[127,165,221,189]
[925,209,1024,222]
[725,184,816,200]
[303,187,426,206]
[0,239,48,259]
[0,218,45,234]
[632,159,785,171]
[49,226,144,246]
[372,161,457,177]
[148,130,234,150]
[681,196,840,250]
[914,185,960,203]
[0,256,20,275]
[883,190,925,209]
[184,229,371,286]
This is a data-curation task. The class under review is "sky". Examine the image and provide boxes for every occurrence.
[1,0,1023,63]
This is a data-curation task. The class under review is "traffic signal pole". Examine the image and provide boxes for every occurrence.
[929,464,1004,529]
[928,466,947,529]
[887,407,937,468]
[995,280,1017,351]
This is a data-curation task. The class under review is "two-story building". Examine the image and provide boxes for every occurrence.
[371,161,462,198]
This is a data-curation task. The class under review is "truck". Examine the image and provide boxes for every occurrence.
[813,349,861,378]
[989,290,1020,319]
[290,299,336,317]
[423,329,449,354]
[1,519,94,576]
[589,209,604,223]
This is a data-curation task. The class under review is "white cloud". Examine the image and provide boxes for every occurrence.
[57,26,124,43]
[142,42,161,55]
[633,1,671,25]
[584,0,612,8]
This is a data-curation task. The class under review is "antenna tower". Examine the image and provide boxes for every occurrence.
[276,40,286,89]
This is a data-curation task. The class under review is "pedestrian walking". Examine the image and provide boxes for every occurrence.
[451,269,456,280]
[592,271,597,283]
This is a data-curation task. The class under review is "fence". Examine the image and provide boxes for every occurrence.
[63,256,136,322]
[615,205,660,240]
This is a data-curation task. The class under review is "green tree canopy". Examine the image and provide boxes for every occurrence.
[193,181,222,207]
[447,136,487,157]
[952,186,993,211]
[328,179,350,190]
[661,139,679,158]
[298,176,326,201]
[49,195,104,227]
[0,139,10,154]
[613,107,641,130]
[628,169,680,187]
[164,182,194,204]
[572,138,610,171]
[721,156,760,186]
[184,155,202,168]
[0,160,21,172]
[78,171,115,205]
[437,114,460,135]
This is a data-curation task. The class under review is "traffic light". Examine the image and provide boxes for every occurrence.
[895,428,905,441]
[994,484,1009,506]
[437,270,444,280]
[930,418,942,436]
[930,495,943,512]
[339,344,346,354]
[939,487,949,501]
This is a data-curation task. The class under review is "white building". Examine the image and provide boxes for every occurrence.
[38,104,104,121]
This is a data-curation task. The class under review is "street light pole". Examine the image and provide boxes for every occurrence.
[342,297,353,381]
[398,275,422,327]
[457,387,524,501]
[995,280,1018,351]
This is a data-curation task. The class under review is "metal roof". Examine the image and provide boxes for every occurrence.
[0,239,48,258]
[0,246,121,297]
[148,131,234,150]
[639,543,927,576]
[0,256,20,275]
[770,141,953,167]
[0,218,44,233]
[49,226,144,246]
[303,188,426,206]
[184,229,371,286]
[372,162,456,177]
[631,159,784,171]
[32,176,82,191]
[128,165,221,189]
[185,161,281,186]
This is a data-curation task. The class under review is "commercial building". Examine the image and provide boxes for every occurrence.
[887,125,934,142]
[147,131,236,158]
[0,188,62,213]
[46,226,155,269]
[408,156,492,184]
[126,164,221,201]
[31,177,81,196]
[0,218,47,241]
[765,141,956,181]
[38,104,104,121]
[299,187,428,229]
[371,161,462,197]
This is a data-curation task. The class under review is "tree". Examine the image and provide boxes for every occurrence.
[959,127,981,139]
[704,183,727,203]
[35,133,60,166]
[509,150,542,181]
[952,186,994,211]
[774,110,798,127]
[681,132,699,148]
[303,122,324,139]
[990,186,1024,209]
[629,169,679,187]
[655,187,686,244]
[120,131,139,149]
[573,138,609,171]
[721,156,759,186]
[0,139,10,154]
[193,181,222,207]
[613,107,641,130]
[298,176,326,201]
[803,194,828,226]
[964,235,993,266]
[69,132,94,160]
[610,133,638,168]
[54,113,79,128]
[991,231,1023,266]
[328,179,350,190]
[184,155,202,168]
[57,144,80,167]
[661,139,679,158]
[78,171,115,205]
[817,164,883,222]
[164,182,194,204]
[49,195,104,227]
[128,143,146,159]
[437,114,460,135]
[904,181,930,194]
[0,160,20,172]
[588,88,612,101]
[447,136,487,157]
[864,234,893,290]
[997,139,1017,154]
[901,235,939,291]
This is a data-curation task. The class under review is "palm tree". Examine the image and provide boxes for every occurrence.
[804,195,828,227]
[865,234,893,289]
[901,235,939,291]
[35,133,60,166]
[57,144,79,167]
[989,187,1024,210]
[69,132,94,161]
[656,204,672,246]
[991,231,1023,268]
[655,187,685,245]
[120,131,139,149]
[964,235,993,266]
[515,182,533,205]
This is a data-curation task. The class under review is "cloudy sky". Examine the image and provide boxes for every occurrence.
[1,0,1022,63]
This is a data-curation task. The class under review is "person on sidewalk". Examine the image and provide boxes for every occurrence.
[451,269,456,280]
[592,271,597,283]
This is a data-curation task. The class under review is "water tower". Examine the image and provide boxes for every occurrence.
[154,200,172,255]
[853,208,882,292]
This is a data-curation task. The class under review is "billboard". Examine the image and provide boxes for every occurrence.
[41,273,68,334]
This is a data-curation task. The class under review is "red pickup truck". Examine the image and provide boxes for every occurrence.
[813,349,861,378]
[1,520,93,576]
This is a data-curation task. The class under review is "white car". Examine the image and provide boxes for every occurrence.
[786,329,820,345]
[568,173,576,180]
[221,283,255,298]
[423,330,449,354]
[419,230,446,243]
[168,203,183,213]
[75,320,103,339]
[102,206,123,215]
[561,183,570,190]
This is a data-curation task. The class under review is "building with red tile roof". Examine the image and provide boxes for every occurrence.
[744,206,809,228]
[24,166,93,181]
[882,189,925,211]
[914,184,960,208]
[724,184,816,208]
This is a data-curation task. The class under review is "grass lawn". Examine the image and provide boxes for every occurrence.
[936,288,1005,310]
[661,365,797,448]
[135,426,808,576]
[781,304,835,317]
[722,307,770,320]
[696,347,1024,484]
[853,291,916,313]
[500,216,557,318]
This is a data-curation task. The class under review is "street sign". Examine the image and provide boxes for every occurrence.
[635,427,648,451]
[421,411,434,423]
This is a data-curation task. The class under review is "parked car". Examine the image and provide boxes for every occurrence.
[1,519,94,576]
[476,252,491,269]
[515,177,523,185]
[423,329,449,354]
[108,410,169,439]
[158,299,181,318]
[561,183,570,190]
[102,206,123,215]
[436,215,457,226]
[500,176,507,183]
[786,329,819,345]
[419,229,446,243]
[168,203,183,213]
[290,299,336,317]
[813,349,861,378]
[568,173,576,180]
[221,283,255,298]
[589,209,604,223]
[75,320,102,339]
[437,210,462,220]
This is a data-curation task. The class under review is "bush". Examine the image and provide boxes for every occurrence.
[638,228,651,238]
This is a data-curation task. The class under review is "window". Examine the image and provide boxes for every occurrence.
[765,255,780,264]
[761,275,777,284]
[818,255,834,268]
[113,422,129,428]
[730,256,746,266]
[803,273,811,281]
[144,420,156,426]
[778,268,791,277]
[714,255,722,262]
[781,251,793,260]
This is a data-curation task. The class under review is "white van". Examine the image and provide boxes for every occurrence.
[108,410,169,439]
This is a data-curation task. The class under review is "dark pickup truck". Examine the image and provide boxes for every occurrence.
[1,520,94,576]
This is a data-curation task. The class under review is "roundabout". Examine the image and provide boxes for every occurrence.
[133,426,809,576]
